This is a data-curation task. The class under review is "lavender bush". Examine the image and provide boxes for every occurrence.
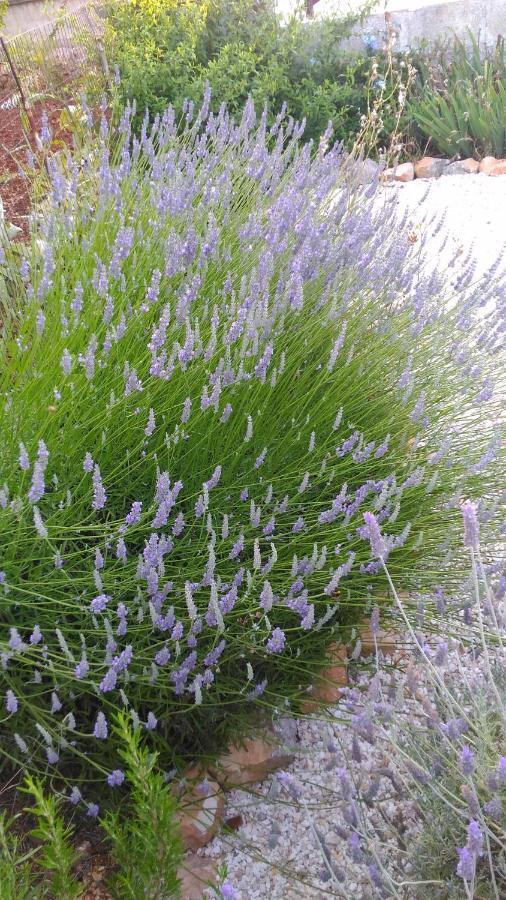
[328,504,506,897]
[0,94,504,795]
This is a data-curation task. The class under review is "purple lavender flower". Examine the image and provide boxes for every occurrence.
[116,538,127,562]
[30,624,42,645]
[220,881,239,900]
[145,408,155,437]
[93,711,108,739]
[61,349,72,376]
[107,769,125,787]
[124,368,143,397]
[46,747,59,765]
[277,770,302,800]
[92,465,107,510]
[28,440,49,503]
[112,646,133,674]
[86,803,100,818]
[483,796,502,820]
[229,534,244,560]
[292,516,305,533]
[83,452,94,473]
[75,657,89,679]
[205,466,222,491]
[69,786,82,805]
[90,593,111,614]
[266,627,286,654]
[39,111,51,145]
[220,404,232,424]
[259,580,274,612]
[462,499,479,550]
[125,501,142,526]
[254,448,267,469]
[459,746,475,776]
[146,711,158,730]
[363,511,388,559]
[5,689,18,714]
[18,443,29,471]
[180,397,192,424]
[99,668,117,693]
[155,645,171,666]
[466,820,484,857]
[94,547,104,570]
[8,628,22,651]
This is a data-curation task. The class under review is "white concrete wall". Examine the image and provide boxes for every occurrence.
[3,1,87,38]
[282,1,506,51]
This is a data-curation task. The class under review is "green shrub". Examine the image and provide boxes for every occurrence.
[105,0,381,147]
[409,32,506,159]
[0,98,503,792]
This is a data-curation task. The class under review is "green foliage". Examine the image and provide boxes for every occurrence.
[21,775,82,899]
[0,809,39,900]
[409,32,506,159]
[105,0,380,147]
[102,713,183,899]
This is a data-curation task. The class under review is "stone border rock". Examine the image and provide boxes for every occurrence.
[381,155,506,183]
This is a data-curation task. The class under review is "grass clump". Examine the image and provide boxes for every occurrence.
[0,95,503,796]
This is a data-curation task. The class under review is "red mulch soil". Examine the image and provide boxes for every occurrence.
[0,98,75,240]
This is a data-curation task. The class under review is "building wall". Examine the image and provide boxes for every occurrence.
[311,1,506,51]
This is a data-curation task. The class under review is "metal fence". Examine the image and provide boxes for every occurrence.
[0,3,109,234]
[0,3,107,114]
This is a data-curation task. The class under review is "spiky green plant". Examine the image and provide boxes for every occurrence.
[101,712,182,899]
[410,32,506,158]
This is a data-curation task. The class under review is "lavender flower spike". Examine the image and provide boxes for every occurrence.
[5,689,18,714]
[92,465,107,510]
[93,711,108,739]
[363,511,388,559]
[462,499,479,551]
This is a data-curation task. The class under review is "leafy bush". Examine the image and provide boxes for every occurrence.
[409,32,506,159]
[104,0,383,147]
[0,97,503,790]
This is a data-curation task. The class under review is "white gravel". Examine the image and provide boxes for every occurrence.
[383,173,506,284]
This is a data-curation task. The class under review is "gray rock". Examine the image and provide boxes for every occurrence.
[356,158,381,184]
[414,156,452,178]
[442,160,477,175]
